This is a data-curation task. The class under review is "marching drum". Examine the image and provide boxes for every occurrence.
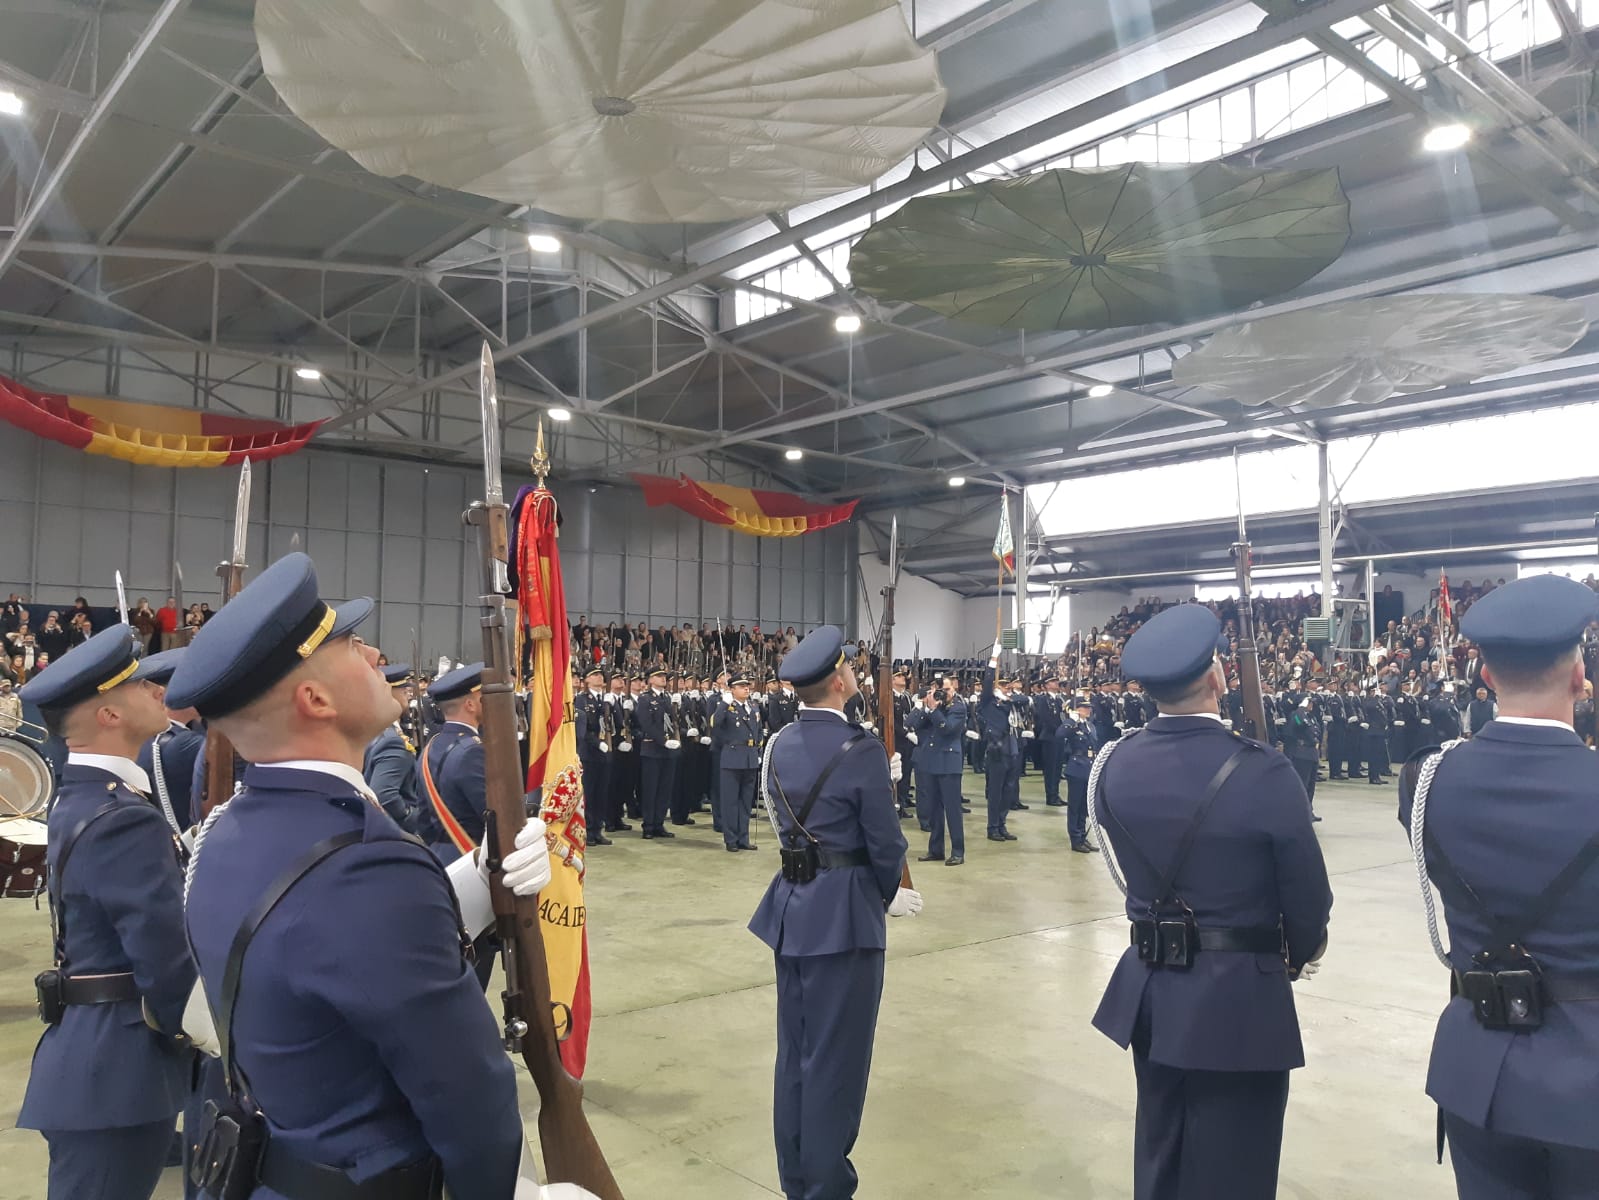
[0,817,48,899]
[0,734,55,820]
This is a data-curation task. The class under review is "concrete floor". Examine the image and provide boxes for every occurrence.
[0,770,1459,1200]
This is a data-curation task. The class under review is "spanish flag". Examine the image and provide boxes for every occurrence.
[511,481,593,1078]
[0,374,321,466]
[632,472,857,536]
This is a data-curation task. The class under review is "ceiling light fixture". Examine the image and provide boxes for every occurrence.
[548,406,572,422]
[833,313,862,334]
[294,366,323,382]
[0,90,24,117]
[948,475,966,488]
[1087,383,1114,398]
[527,232,563,253]
[784,448,804,461]
[1250,427,1274,439]
[1422,122,1471,152]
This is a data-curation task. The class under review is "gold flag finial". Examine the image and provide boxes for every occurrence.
[532,416,550,486]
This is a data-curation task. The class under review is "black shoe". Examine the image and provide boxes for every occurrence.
[987,833,1008,842]
[1369,780,1384,786]
[918,852,943,862]
[1045,799,1066,807]
[672,818,696,826]
[918,824,931,833]
[898,809,909,819]
[740,843,757,851]
[945,855,964,866]
[726,845,740,853]
[1070,841,1096,854]
[1311,814,1323,823]
[589,832,613,846]
[960,805,972,814]
[1002,831,1018,841]
[608,822,634,832]
[1328,775,1345,781]
[1012,802,1030,810]
[656,828,677,837]
[642,831,656,839]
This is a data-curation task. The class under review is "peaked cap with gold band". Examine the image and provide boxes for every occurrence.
[19,623,164,711]
[165,552,373,719]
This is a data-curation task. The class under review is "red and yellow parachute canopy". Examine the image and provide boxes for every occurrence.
[0,374,321,467]
[632,472,857,536]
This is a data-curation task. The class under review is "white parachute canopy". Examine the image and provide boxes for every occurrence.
[256,0,946,226]
[1172,294,1590,410]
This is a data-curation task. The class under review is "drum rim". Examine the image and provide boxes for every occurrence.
[0,735,55,819]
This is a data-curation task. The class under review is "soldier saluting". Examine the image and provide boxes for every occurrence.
[1086,603,1332,1199]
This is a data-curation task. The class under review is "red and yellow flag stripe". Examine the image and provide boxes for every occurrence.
[632,472,858,536]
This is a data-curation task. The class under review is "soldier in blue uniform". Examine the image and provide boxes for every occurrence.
[712,675,763,852]
[17,625,211,1200]
[1399,573,1599,1199]
[1285,695,1324,823]
[412,662,490,859]
[635,666,681,839]
[165,552,564,1200]
[362,662,421,833]
[135,647,206,836]
[976,652,1022,843]
[910,675,967,866]
[750,626,920,1200]
[1061,695,1100,853]
[1419,681,1462,748]
[606,674,639,830]
[574,667,614,846]
[1034,676,1066,807]
[1088,604,1333,1200]
[1361,681,1391,784]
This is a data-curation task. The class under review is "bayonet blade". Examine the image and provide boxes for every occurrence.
[231,460,252,567]
[480,343,504,508]
[114,570,128,626]
[887,515,899,585]
[173,561,184,615]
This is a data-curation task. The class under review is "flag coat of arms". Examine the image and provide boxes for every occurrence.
[993,497,1015,576]
[1439,571,1453,628]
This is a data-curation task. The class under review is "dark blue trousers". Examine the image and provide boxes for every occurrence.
[1130,1051,1289,1200]
[642,756,677,834]
[773,949,885,1200]
[985,751,1017,835]
[1444,1112,1599,1200]
[1040,737,1063,805]
[43,1118,174,1200]
[720,766,756,849]
[923,772,964,860]
[1066,775,1090,846]
[580,751,610,832]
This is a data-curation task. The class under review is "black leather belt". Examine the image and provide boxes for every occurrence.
[1129,925,1282,954]
[1454,971,1599,1005]
[259,1146,442,1200]
[61,973,140,1006]
[817,848,872,870]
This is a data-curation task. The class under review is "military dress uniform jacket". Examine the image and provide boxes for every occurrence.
[907,699,967,773]
[362,727,419,832]
[1061,718,1100,780]
[574,690,609,755]
[767,690,797,733]
[1091,716,1333,1072]
[976,671,1019,756]
[18,762,196,1132]
[635,690,676,758]
[1399,720,1599,1151]
[749,710,908,957]
[186,766,521,1196]
[1032,692,1065,742]
[412,722,486,861]
[712,699,764,770]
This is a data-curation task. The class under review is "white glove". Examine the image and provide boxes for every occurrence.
[1360,723,1369,730]
[889,752,902,783]
[905,731,918,745]
[598,742,609,754]
[965,729,980,741]
[700,736,712,746]
[502,817,551,896]
[1421,719,1431,726]
[686,728,699,739]
[617,740,632,752]
[1394,720,1405,726]
[177,981,218,1055]
[1221,719,1233,730]
[887,886,923,917]
[1294,960,1320,982]
[664,738,681,750]
[861,721,875,733]
[622,699,634,712]
[1020,729,1035,739]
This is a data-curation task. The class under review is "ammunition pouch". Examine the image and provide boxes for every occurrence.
[1133,905,1198,970]
[34,969,64,1025]
[1457,950,1545,1031]
[780,843,819,885]
[189,1097,268,1200]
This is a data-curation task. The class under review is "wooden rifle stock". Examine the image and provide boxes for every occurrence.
[875,561,912,891]
[467,500,622,1200]
[1231,541,1271,741]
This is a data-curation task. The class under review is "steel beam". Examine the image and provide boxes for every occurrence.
[320,0,1387,431]
[0,0,193,283]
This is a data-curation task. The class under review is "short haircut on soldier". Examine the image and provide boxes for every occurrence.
[1479,642,1578,691]
[795,676,835,706]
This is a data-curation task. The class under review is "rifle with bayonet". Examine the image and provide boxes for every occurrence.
[200,460,251,818]
[465,344,622,1199]
[875,517,913,891]
[1231,539,1271,742]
